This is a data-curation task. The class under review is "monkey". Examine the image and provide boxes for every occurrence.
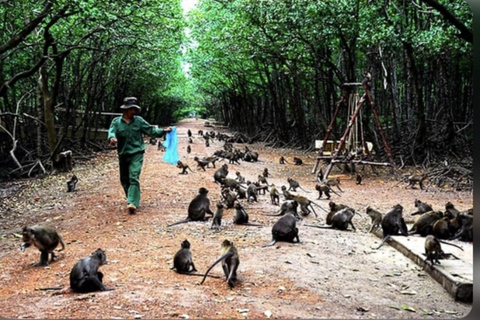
[305,208,358,231]
[316,169,323,183]
[450,213,473,242]
[279,156,289,164]
[213,164,229,184]
[157,141,166,151]
[405,174,427,190]
[186,145,191,154]
[246,181,258,203]
[411,199,433,216]
[198,130,203,136]
[432,217,451,239]
[356,173,362,185]
[187,129,192,137]
[149,137,158,145]
[177,160,194,174]
[269,184,280,205]
[375,204,408,249]
[211,202,224,230]
[20,225,66,266]
[408,211,444,236]
[258,174,269,186]
[280,186,326,217]
[205,139,210,147]
[193,157,209,171]
[167,187,214,226]
[233,203,263,226]
[188,137,193,143]
[221,189,237,209]
[235,171,245,183]
[262,213,300,247]
[200,239,240,288]
[287,177,310,193]
[424,235,464,268]
[254,182,269,195]
[444,201,460,219]
[366,206,383,233]
[67,175,78,192]
[265,199,300,217]
[326,202,349,225]
[202,156,219,168]
[262,168,271,178]
[293,157,303,165]
[171,239,196,273]
[315,183,341,200]
[69,248,113,293]
[243,151,259,162]
[220,178,243,191]
[234,185,246,199]
[326,178,343,192]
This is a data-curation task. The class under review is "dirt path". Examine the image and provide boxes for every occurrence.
[0,118,473,319]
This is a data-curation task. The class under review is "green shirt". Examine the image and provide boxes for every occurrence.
[108,115,165,157]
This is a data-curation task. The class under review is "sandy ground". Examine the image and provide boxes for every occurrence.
[0,118,473,319]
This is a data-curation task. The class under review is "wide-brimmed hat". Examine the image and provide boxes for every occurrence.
[120,97,141,111]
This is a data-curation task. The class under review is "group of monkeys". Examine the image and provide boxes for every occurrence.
[18,126,472,293]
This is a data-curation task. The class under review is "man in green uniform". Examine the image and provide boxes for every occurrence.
[108,97,171,214]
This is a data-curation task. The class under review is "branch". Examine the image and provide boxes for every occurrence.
[419,0,472,43]
[0,1,53,55]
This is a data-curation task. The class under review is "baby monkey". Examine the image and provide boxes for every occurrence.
[177,160,194,174]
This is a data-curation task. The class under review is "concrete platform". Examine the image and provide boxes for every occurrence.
[373,229,473,303]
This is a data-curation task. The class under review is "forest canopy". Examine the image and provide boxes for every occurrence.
[0,0,473,181]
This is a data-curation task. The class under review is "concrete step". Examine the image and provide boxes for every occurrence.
[372,229,472,303]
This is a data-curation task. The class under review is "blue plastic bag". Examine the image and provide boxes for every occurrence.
[162,126,180,165]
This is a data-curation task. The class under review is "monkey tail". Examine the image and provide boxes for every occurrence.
[241,223,263,227]
[310,201,328,212]
[439,240,464,251]
[200,252,234,285]
[304,224,332,229]
[299,186,311,193]
[167,218,191,227]
[58,236,66,251]
[375,235,391,250]
[261,239,278,247]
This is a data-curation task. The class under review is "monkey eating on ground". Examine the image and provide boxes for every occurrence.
[287,177,310,193]
[405,174,427,190]
[424,235,464,268]
[70,248,114,293]
[293,157,303,165]
[262,213,300,247]
[279,156,289,164]
[306,208,358,231]
[221,189,238,209]
[269,184,280,205]
[213,164,229,184]
[200,240,240,288]
[375,204,408,249]
[20,225,66,266]
[411,199,433,216]
[186,145,191,154]
[170,240,220,278]
[366,206,383,233]
[356,173,362,185]
[67,175,78,192]
[167,187,214,226]
[233,203,262,226]
[211,202,224,230]
[408,210,444,236]
[326,178,343,192]
[187,129,192,137]
[235,171,245,183]
[177,161,194,174]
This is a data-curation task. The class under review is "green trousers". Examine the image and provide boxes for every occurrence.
[118,152,144,207]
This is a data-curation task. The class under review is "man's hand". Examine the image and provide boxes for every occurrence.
[109,138,117,146]
[164,127,172,133]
